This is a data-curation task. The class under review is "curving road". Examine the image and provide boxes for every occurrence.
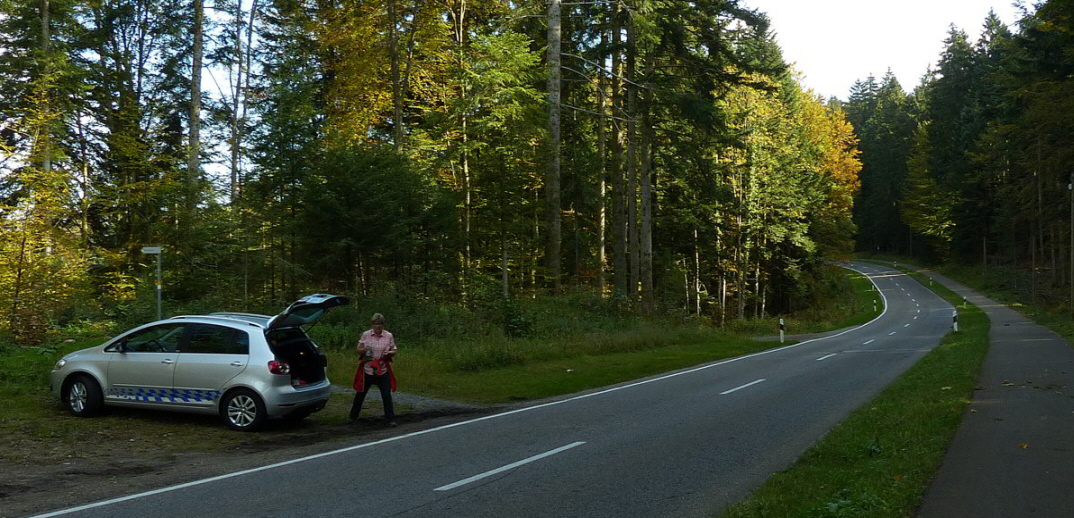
[30,262,955,518]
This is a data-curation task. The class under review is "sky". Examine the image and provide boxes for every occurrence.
[741,0,1029,100]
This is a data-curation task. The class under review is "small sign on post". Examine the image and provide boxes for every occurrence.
[141,246,163,320]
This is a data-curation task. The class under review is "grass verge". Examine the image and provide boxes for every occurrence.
[721,268,989,518]
[325,267,882,405]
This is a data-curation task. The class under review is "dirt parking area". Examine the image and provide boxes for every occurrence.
[1,394,489,518]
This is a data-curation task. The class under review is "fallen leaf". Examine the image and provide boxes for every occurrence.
[1019,444,1029,449]
[941,386,952,391]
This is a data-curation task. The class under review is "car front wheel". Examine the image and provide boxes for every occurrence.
[66,375,104,417]
[221,389,267,432]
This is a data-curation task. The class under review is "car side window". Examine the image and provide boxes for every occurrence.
[184,324,249,355]
[114,324,185,353]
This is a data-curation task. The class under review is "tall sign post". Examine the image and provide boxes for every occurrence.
[141,246,162,320]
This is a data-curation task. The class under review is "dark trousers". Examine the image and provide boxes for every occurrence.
[350,372,394,421]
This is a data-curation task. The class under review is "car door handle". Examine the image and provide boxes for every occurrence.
[231,361,245,367]
[161,359,174,365]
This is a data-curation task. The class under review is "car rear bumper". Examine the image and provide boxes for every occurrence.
[262,380,333,416]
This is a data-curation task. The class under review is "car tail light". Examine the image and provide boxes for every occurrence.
[268,360,291,375]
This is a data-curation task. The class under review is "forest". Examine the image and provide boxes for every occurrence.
[0,0,1068,346]
[846,2,1074,310]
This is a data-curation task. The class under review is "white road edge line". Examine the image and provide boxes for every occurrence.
[435,442,586,491]
[29,263,892,518]
[720,379,766,395]
[816,354,837,361]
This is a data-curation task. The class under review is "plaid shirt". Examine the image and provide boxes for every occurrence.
[358,329,396,376]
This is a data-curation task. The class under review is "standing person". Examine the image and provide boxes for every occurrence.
[348,313,398,426]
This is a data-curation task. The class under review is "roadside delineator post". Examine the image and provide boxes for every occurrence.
[873,300,877,312]
[779,318,785,343]
[953,310,959,332]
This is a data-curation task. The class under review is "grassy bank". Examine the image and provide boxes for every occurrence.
[721,268,990,518]
[322,266,881,404]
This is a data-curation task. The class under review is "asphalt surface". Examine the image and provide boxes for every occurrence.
[916,270,1074,518]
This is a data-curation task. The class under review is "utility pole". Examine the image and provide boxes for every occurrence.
[142,247,163,320]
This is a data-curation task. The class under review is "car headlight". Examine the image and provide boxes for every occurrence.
[53,359,66,370]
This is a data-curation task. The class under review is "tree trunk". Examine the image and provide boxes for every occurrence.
[450,0,471,299]
[694,228,702,318]
[10,232,28,342]
[239,0,258,309]
[501,218,510,297]
[229,0,245,204]
[388,0,404,150]
[75,114,89,243]
[39,0,51,173]
[626,9,639,299]
[188,0,204,211]
[546,0,563,294]
[639,54,654,306]
[596,21,608,297]
[610,4,628,298]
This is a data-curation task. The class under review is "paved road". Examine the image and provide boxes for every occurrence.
[29,263,955,518]
[916,271,1074,518]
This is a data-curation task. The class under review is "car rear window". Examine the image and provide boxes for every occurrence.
[268,327,311,348]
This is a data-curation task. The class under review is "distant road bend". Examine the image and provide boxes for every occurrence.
[33,262,955,518]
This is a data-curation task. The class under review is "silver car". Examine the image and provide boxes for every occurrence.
[50,294,349,431]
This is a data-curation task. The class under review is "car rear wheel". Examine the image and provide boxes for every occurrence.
[66,375,104,417]
[221,389,266,431]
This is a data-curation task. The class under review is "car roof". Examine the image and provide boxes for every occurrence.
[208,312,272,325]
[167,313,269,328]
